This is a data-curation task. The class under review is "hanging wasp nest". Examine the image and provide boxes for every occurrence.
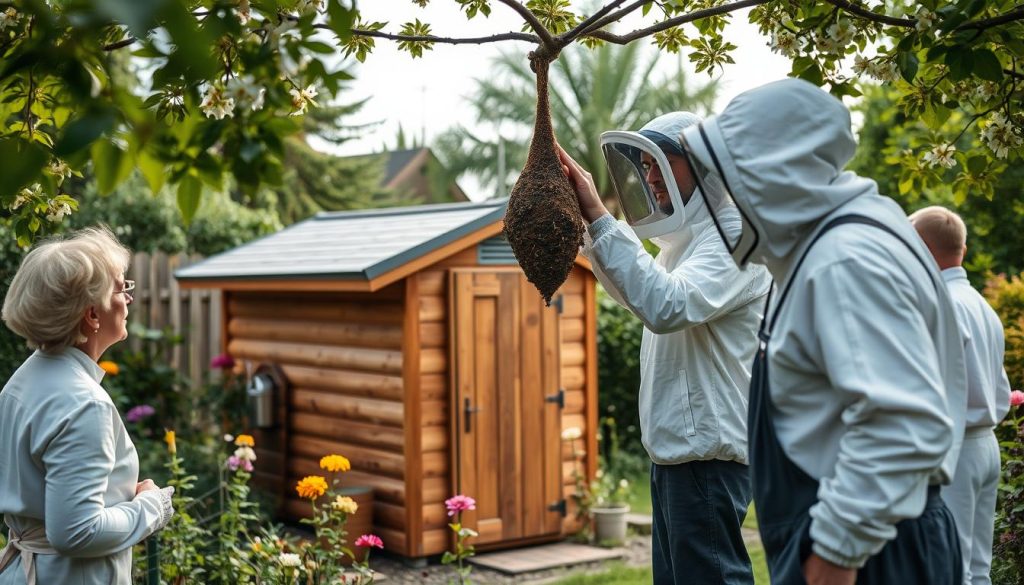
[503,52,585,305]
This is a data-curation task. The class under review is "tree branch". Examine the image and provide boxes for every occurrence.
[588,0,770,44]
[559,0,628,45]
[341,26,540,45]
[958,6,1024,30]
[103,36,137,51]
[821,0,914,27]
[495,0,557,52]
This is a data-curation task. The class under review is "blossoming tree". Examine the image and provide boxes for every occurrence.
[2,0,1022,247]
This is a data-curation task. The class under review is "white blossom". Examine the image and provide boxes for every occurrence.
[0,8,21,31]
[46,199,72,223]
[11,183,41,210]
[236,0,251,24]
[618,478,630,489]
[227,76,266,112]
[200,85,235,120]
[818,19,855,55]
[973,81,999,103]
[561,427,582,441]
[223,434,235,443]
[915,7,938,34]
[980,113,1023,159]
[46,160,71,179]
[289,84,318,116]
[297,0,324,15]
[922,143,957,169]
[279,553,302,567]
[234,446,257,462]
[769,29,802,58]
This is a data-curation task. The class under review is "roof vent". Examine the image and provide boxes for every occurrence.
[478,235,518,265]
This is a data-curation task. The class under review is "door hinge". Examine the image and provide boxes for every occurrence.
[551,294,564,314]
[548,499,567,517]
[545,388,565,409]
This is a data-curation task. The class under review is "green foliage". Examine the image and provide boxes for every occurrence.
[0,224,32,382]
[982,274,1024,584]
[848,84,1024,283]
[433,42,717,213]
[596,286,644,457]
[0,0,358,244]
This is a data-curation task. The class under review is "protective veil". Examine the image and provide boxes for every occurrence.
[681,78,968,569]
[582,112,771,465]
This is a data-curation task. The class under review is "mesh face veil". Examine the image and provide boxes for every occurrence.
[600,130,690,240]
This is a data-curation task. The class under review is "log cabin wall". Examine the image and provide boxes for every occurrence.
[224,287,410,554]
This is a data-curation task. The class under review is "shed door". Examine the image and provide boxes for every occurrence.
[450,269,563,545]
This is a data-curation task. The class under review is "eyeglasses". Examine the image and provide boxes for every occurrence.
[116,280,135,296]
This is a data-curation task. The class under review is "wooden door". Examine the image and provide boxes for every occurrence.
[450,269,564,545]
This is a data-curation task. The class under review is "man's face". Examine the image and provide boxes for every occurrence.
[641,151,696,214]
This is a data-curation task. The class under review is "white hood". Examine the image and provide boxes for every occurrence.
[683,78,878,275]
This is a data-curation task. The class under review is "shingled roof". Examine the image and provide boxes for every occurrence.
[175,200,506,284]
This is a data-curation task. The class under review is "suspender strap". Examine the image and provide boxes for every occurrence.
[765,214,937,335]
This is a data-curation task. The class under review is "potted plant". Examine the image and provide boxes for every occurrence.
[588,417,633,546]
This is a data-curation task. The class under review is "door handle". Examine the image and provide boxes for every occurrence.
[464,397,481,433]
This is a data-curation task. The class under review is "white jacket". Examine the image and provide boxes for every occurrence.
[684,78,968,568]
[943,266,1011,429]
[582,193,771,465]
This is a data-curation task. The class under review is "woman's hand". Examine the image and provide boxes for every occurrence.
[803,553,856,585]
[556,144,609,224]
[135,479,159,495]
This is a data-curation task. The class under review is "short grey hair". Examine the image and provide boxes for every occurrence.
[2,226,131,352]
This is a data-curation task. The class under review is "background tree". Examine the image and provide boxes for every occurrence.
[345,0,1023,208]
[433,42,717,212]
[848,83,1024,283]
[0,0,357,245]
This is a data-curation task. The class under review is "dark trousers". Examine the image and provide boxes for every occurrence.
[651,460,754,585]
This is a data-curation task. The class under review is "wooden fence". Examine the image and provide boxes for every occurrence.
[128,252,221,389]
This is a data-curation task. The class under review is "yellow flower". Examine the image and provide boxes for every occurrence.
[319,454,351,473]
[235,434,255,447]
[99,361,119,375]
[295,475,328,500]
[164,430,176,455]
[331,496,358,514]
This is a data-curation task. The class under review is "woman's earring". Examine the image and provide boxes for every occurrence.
[94,327,99,334]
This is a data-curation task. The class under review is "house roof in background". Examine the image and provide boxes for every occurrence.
[174,200,507,284]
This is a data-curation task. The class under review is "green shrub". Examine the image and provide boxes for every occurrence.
[596,286,644,457]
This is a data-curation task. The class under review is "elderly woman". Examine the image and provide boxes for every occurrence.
[0,227,173,585]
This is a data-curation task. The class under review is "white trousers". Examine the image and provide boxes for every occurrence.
[941,427,1001,585]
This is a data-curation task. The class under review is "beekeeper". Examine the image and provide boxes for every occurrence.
[911,205,1011,585]
[678,78,967,584]
[556,111,771,585]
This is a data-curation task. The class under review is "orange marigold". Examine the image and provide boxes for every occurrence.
[99,361,120,375]
[296,475,328,500]
[319,454,351,473]
[235,434,255,447]
[164,430,177,455]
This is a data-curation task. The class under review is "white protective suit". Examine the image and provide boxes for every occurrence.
[0,348,174,585]
[582,115,772,465]
[682,78,968,568]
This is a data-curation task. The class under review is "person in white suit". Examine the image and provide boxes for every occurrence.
[0,226,174,585]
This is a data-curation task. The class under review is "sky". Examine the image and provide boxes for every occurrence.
[326,2,793,199]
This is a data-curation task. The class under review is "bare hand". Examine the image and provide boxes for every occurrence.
[803,553,856,585]
[555,143,609,224]
[136,479,160,495]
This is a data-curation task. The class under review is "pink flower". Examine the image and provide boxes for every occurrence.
[1010,390,1024,407]
[125,404,155,423]
[227,455,253,472]
[354,534,384,549]
[445,494,476,517]
[211,354,236,370]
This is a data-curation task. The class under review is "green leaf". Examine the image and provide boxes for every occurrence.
[896,51,919,83]
[944,49,974,81]
[90,139,134,195]
[176,175,203,224]
[327,0,358,42]
[138,151,167,194]
[54,108,117,156]
[966,155,987,174]
[96,0,168,37]
[972,49,1003,82]
[0,138,48,198]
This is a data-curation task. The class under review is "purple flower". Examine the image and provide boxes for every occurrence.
[211,354,236,370]
[125,405,156,424]
[228,455,253,473]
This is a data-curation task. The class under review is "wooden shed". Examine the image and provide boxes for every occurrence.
[175,201,599,559]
